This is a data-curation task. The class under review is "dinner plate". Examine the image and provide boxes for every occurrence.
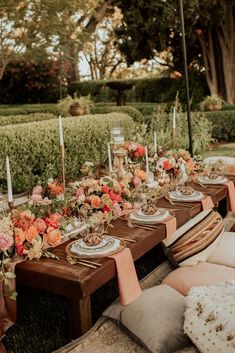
[66,236,125,258]
[136,208,167,219]
[169,190,204,202]
[130,209,170,223]
[197,175,228,185]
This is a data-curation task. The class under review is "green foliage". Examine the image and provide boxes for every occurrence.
[204,110,235,142]
[222,104,235,111]
[0,104,58,116]
[0,58,61,104]
[140,107,213,153]
[70,74,208,109]
[91,105,143,121]
[0,113,56,127]
[0,113,134,193]
[199,95,224,111]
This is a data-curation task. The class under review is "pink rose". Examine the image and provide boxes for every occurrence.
[0,234,13,252]
[31,194,43,202]
[133,176,141,187]
[76,188,85,197]
[34,218,47,234]
[14,227,26,245]
[25,225,39,243]
[46,227,62,247]
[32,185,42,195]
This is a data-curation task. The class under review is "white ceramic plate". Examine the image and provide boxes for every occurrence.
[198,175,228,185]
[130,209,169,223]
[169,190,204,202]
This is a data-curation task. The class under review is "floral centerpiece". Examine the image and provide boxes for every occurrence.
[0,214,16,299]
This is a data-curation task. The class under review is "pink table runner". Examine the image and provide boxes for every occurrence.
[109,248,142,305]
[225,181,235,212]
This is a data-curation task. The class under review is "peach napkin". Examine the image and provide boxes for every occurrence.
[225,181,235,212]
[225,165,235,175]
[109,248,142,305]
[162,216,177,239]
[0,261,19,353]
[201,196,214,210]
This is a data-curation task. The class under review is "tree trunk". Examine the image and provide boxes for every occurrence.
[196,5,235,104]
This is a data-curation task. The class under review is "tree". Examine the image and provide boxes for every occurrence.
[0,0,101,82]
[111,0,235,104]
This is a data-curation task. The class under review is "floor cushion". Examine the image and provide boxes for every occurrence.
[207,231,235,268]
[184,281,235,353]
[162,209,223,267]
[103,284,190,353]
[162,262,235,295]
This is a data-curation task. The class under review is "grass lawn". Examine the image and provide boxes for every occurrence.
[202,143,235,158]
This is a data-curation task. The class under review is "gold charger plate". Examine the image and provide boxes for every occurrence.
[66,236,126,259]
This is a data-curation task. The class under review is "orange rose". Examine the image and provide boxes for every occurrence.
[34,218,47,234]
[46,227,62,247]
[45,213,61,228]
[25,225,39,243]
[135,169,147,181]
[90,195,101,208]
[14,227,26,245]
[48,183,64,196]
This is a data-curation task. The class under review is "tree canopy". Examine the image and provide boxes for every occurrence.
[111,0,235,103]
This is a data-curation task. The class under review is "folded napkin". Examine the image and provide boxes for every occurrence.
[225,165,235,175]
[109,248,142,305]
[225,181,235,212]
[161,216,177,239]
[201,196,214,210]
[0,260,19,353]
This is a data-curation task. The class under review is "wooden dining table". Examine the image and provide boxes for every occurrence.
[15,179,232,339]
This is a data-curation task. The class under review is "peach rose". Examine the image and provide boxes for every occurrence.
[46,227,62,247]
[133,176,141,187]
[135,169,147,181]
[123,202,133,210]
[25,225,39,243]
[14,227,26,245]
[90,195,101,208]
[45,213,61,228]
[34,218,47,234]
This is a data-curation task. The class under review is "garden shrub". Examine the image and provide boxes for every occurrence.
[0,104,58,116]
[0,58,61,104]
[204,110,235,142]
[0,113,134,193]
[91,105,143,122]
[143,108,213,154]
[221,104,235,111]
[0,113,56,127]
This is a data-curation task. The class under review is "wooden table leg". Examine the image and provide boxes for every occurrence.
[68,296,92,339]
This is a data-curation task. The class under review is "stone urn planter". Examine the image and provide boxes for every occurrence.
[68,104,90,116]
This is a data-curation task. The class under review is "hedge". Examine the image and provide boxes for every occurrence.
[204,110,235,142]
[0,113,56,127]
[91,105,143,122]
[0,104,58,116]
[69,73,209,109]
[0,113,134,193]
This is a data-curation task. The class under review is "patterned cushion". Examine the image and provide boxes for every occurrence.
[184,281,235,353]
[162,209,223,266]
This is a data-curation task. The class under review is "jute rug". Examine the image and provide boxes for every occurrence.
[54,261,199,353]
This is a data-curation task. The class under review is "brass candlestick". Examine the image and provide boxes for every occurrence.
[113,147,127,181]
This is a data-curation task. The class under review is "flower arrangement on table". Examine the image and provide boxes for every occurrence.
[0,214,16,299]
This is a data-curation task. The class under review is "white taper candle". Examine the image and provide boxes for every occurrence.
[6,156,13,203]
[58,115,64,146]
[145,146,149,175]
[108,143,112,174]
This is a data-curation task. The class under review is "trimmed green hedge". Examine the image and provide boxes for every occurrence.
[69,74,209,109]
[0,104,58,116]
[0,113,56,126]
[204,110,235,142]
[0,113,134,193]
[91,105,143,122]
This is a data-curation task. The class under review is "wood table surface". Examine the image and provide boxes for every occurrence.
[15,180,232,338]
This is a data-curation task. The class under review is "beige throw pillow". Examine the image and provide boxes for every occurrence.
[103,284,190,353]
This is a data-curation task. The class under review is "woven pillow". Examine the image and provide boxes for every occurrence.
[103,284,190,353]
[184,281,235,353]
[162,209,223,266]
